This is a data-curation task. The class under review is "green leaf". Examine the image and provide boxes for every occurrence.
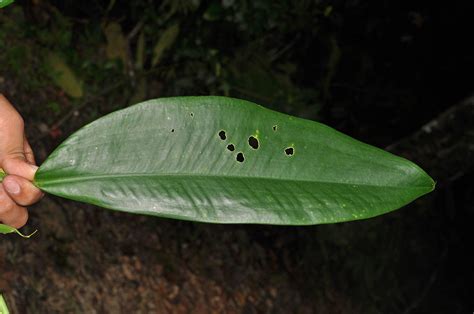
[152,24,179,67]
[34,96,435,225]
[103,22,128,66]
[0,224,37,238]
[0,294,9,314]
[0,168,5,183]
[46,52,83,98]
[0,0,14,9]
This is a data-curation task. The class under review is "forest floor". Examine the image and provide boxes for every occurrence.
[1,87,469,313]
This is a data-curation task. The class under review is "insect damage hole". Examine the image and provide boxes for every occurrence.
[272,125,278,131]
[171,129,175,133]
[227,144,235,151]
[284,147,294,156]
[218,130,226,140]
[248,136,259,149]
[236,152,245,162]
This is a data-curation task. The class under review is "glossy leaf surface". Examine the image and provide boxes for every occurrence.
[35,97,434,225]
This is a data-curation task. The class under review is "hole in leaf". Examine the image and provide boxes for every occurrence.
[272,125,278,131]
[171,129,175,132]
[236,152,245,162]
[218,130,226,140]
[190,112,194,117]
[227,144,235,152]
[285,147,294,156]
[248,136,259,149]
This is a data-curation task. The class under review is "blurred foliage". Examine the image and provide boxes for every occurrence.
[45,52,83,98]
[0,0,336,122]
[0,0,14,9]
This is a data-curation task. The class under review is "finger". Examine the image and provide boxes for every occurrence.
[0,185,28,228]
[0,93,12,110]
[2,175,43,206]
[1,158,38,181]
[0,94,24,126]
[23,135,36,165]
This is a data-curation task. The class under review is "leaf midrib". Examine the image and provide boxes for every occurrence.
[35,172,433,190]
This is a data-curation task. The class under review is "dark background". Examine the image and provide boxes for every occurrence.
[0,0,472,313]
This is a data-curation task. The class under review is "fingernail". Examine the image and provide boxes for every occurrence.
[4,180,20,195]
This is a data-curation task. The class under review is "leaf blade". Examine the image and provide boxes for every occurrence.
[46,52,83,98]
[0,293,10,314]
[35,96,434,225]
[0,0,14,9]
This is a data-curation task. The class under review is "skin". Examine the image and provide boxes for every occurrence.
[0,94,43,228]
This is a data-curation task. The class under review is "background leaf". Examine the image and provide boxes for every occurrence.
[152,23,179,67]
[0,0,14,9]
[0,294,9,314]
[45,52,83,98]
[34,97,434,225]
[103,22,128,66]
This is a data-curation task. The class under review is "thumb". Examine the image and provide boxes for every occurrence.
[1,157,38,181]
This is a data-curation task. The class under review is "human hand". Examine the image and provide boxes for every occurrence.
[0,95,43,228]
